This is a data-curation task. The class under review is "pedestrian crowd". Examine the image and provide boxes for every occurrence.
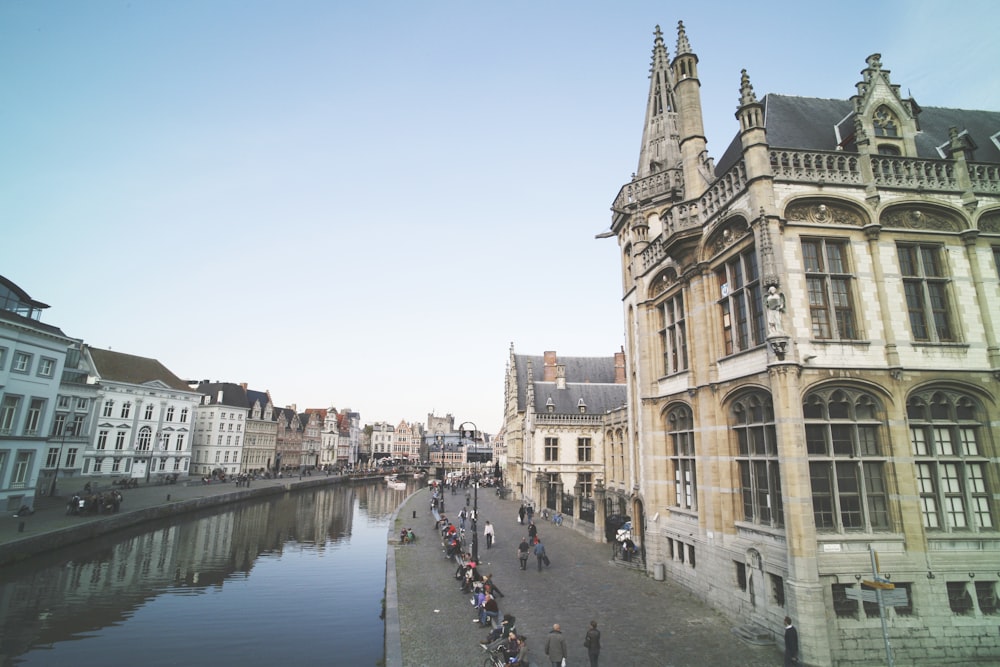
[424,484,604,667]
[66,487,124,515]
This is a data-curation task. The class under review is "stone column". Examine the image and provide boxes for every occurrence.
[770,363,832,665]
[535,472,547,511]
[593,480,607,542]
[961,230,1000,367]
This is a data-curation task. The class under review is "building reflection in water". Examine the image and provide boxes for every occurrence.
[0,479,416,664]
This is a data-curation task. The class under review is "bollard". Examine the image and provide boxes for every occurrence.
[167,494,171,501]
[18,521,25,533]
[412,510,417,518]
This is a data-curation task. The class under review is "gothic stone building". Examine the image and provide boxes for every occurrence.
[504,347,627,528]
[606,23,1000,666]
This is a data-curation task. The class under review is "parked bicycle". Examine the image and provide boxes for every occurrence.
[481,643,507,667]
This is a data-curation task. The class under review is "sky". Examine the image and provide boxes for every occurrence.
[3,1,999,434]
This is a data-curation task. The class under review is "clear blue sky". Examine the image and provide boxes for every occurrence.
[3,1,998,433]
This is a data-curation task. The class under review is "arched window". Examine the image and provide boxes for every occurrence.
[733,393,782,528]
[908,390,993,531]
[804,388,889,532]
[873,106,899,137]
[137,426,152,452]
[666,405,696,510]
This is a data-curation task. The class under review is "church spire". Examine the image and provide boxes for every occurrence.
[635,25,681,180]
[671,20,712,199]
[675,19,691,56]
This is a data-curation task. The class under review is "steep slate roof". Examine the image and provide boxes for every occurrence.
[245,388,273,411]
[715,94,1000,174]
[195,381,250,408]
[88,347,192,391]
[513,354,626,415]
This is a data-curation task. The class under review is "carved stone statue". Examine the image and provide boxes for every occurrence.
[765,285,785,335]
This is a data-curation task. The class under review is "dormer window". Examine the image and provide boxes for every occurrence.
[578,398,587,414]
[935,129,977,161]
[546,397,555,413]
[873,106,899,137]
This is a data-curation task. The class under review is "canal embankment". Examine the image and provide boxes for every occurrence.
[0,473,381,566]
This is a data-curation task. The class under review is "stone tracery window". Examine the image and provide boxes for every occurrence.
[873,105,899,137]
[801,237,859,340]
[897,243,956,342]
[805,388,890,532]
[659,292,688,375]
[908,390,993,531]
[716,248,765,356]
[733,393,782,528]
[667,404,696,510]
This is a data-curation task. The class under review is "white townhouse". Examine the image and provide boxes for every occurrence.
[0,276,81,510]
[83,347,200,481]
[191,381,250,478]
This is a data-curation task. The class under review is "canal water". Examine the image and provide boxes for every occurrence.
[0,479,419,667]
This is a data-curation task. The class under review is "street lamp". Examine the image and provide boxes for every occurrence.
[459,421,479,561]
[49,423,76,497]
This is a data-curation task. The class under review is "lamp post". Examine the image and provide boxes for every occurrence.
[459,421,479,561]
[49,423,76,497]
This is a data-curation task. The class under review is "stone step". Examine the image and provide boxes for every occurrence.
[731,622,775,646]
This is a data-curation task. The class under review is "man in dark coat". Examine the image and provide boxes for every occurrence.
[784,616,799,666]
[584,620,601,667]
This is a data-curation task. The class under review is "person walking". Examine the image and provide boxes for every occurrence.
[784,616,799,666]
[484,520,495,549]
[533,538,547,572]
[544,623,567,667]
[584,620,601,667]
[517,536,531,570]
[528,520,538,542]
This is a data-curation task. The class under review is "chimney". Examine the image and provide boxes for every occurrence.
[240,382,248,391]
[543,351,557,382]
[555,364,567,390]
[615,349,626,384]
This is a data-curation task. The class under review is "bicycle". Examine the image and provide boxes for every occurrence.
[481,643,507,667]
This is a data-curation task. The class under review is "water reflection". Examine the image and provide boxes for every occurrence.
[0,478,418,667]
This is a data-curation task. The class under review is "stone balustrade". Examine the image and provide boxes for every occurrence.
[770,149,862,185]
[871,154,958,190]
[612,168,684,211]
